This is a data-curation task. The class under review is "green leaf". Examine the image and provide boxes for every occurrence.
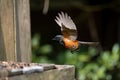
[32,34,40,48]
[39,45,53,54]
[65,50,78,64]
[96,66,106,78]
[78,54,90,62]
[112,44,119,54]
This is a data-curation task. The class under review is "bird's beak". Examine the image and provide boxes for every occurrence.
[52,35,62,41]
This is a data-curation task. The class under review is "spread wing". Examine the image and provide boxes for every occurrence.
[55,12,77,40]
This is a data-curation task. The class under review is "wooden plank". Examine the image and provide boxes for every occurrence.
[14,0,31,62]
[9,65,75,80]
[0,0,16,61]
[0,0,31,62]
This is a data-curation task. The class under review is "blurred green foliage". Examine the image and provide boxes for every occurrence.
[32,34,120,80]
[32,34,53,63]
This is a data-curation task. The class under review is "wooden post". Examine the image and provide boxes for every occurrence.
[0,0,31,62]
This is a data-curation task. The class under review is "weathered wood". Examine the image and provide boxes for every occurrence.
[14,0,31,62]
[0,0,16,61]
[0,0,31,62]
[9,65,75,80]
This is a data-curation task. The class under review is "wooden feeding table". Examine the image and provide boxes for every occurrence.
[0,61,75,80]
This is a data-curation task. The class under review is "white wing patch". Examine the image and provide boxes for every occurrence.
[55,12,77,30]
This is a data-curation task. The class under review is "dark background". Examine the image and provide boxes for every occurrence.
[30,0,120,50]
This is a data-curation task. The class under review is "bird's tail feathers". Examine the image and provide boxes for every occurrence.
[79,41,99,46]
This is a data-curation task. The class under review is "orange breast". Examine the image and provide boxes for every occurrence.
[63,38,79,50]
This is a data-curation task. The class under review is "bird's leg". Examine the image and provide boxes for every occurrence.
[71,50,74,54]
[75,48,80,52]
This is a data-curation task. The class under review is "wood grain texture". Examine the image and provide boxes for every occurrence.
[0,0,31,62]
[14,0,31,62]
[9,65,75,80]
[0,0,16,61]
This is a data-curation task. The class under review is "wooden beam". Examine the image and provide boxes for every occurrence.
[0,0,31,62]
[0,0,16,61]
[0,64,75,80]
[14,0,31,62]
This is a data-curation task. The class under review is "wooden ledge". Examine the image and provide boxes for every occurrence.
[0,62,75,80]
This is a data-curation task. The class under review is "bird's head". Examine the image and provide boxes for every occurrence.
[52,35,64,45]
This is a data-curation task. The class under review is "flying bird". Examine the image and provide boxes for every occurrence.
[53,12,99,53]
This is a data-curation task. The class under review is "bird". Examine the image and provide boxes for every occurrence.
[52,12,99,53]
